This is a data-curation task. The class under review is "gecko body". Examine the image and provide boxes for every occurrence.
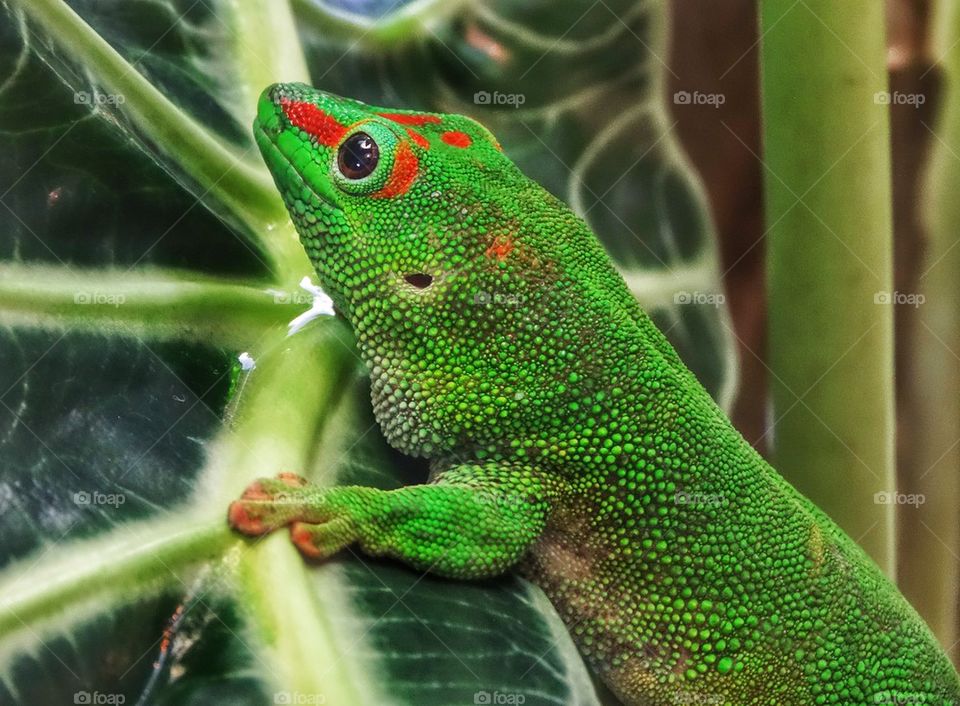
[229,83,960,705]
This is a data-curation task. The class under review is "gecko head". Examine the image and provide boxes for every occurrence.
[255,83,626,457]
[255,82,509,310]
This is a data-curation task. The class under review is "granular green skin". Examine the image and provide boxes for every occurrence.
[230,83,960,705]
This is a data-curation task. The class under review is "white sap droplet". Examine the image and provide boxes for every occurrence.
[238,352,256,371]
[287,276,335,336]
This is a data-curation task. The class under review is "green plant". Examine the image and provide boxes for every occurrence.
[759,0,896,573]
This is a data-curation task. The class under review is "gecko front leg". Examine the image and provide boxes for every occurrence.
[228,463,564,579]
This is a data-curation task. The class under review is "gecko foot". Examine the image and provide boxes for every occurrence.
[228,473,311,536]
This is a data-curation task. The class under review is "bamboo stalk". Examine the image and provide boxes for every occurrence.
[900,0,960,663]
[759,0,896,574]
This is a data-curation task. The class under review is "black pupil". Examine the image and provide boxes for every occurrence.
[338,132,379,180]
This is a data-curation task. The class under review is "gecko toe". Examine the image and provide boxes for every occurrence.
[277,472,309,487]
[228,500,267,535]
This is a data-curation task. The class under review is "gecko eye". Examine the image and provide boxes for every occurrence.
[331,123,397,195]
[337,132,379,180]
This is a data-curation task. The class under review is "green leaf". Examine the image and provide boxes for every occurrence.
[0,0,736,703]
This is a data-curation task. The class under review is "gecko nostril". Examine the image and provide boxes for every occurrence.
[404,273,434,290]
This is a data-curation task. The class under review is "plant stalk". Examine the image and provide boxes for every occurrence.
[759,0,896,574]
[900,0,960,662]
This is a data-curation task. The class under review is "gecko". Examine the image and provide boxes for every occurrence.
[228,83,960,705]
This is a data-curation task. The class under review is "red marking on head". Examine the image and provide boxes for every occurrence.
[372,141,419,198]
[406,128,431,150]
[441,131,472,148]
[281,98,347,147]
[378,112,442,126]
[486,237,514,260]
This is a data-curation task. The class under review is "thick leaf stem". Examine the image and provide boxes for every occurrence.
[0,517,233,639]
[199,326,383,704]
[0,264,305,347]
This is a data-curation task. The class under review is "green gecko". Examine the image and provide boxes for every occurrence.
[229,82,960,705]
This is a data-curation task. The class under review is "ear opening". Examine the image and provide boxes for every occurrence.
[404,273,434,289]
